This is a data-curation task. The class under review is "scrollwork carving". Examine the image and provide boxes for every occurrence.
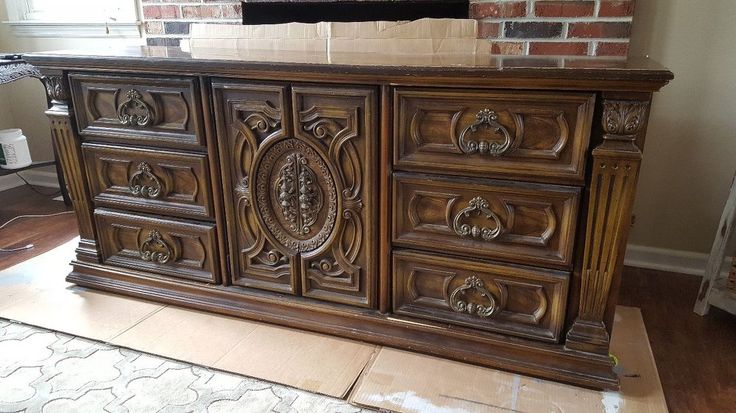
[458,108,512,156]
[129,162,163,199]
[453,196,503,241]
[139,230,173,264]
[118,89,154,127]
[255,139,337,253]
[449,275,499,318]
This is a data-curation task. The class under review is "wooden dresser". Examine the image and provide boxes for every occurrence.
[26,48,672,389]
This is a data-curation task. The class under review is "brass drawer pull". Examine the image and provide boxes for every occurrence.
[458,108,512,156]
[118,89,154,127]
[129,162,163,199]
[453,196,503,241]
[449,276,498,318]
[139,229,173,264]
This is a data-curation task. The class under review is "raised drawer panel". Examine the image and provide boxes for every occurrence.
[394,88,595,183]
[83,143,214,220]
[70,73,204,148]
[95,209,219,283]
[393,172,580,268]
[393,250,569,342]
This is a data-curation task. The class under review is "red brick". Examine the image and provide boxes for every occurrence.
[470,1,527,19]
[142,5,180,20]
[478,22,500,38]
[490,41,525,55]
[529,42,589,55]
[568,22,631,38]
[596,42,630,56]
[599,1,636,17]
[535,1,595,17]
[182,5,223,19]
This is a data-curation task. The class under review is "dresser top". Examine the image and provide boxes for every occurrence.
[25,46,673,91]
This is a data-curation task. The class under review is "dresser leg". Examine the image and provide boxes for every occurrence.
[42,71,101,263]
[566,99,649,355]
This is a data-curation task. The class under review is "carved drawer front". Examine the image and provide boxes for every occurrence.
[394,88,595,184]
[83,143,214,220]
[393,172,580,268]
[95,209,219,283]
[69,73,204,148]
[393,250,569,342]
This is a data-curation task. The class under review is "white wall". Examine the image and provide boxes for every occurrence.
[627,0,736,258]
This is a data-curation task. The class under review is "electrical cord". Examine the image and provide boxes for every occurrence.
[0,211,75,253]
[15,172,61,197]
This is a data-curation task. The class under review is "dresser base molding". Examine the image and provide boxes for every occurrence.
[66,261,618,389]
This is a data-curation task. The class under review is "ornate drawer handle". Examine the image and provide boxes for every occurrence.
[458,108,512,156]
[139,229,172,264]
[129,162,163,199]
[118,89,154,127]
[453,196,503,241]
[449,276,498,318]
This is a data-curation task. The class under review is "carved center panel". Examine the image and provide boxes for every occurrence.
[254,138,338,253]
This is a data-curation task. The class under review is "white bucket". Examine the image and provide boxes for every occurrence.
[0,128,32,170]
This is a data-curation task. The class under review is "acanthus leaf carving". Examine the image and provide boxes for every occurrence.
[602,100,649,139]
[42,75,68,102]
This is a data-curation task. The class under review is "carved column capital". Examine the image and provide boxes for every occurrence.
[566,96,652,356]
[42,74,70,104]
[602,100,649,140]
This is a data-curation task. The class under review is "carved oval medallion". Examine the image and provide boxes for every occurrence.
[254,139,338,253]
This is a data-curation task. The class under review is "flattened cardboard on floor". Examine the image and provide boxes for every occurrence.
[350,306,667,413]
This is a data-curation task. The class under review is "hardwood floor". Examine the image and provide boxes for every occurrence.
[0,185,77,271]
[619,266,736,413]
[1,184,734,412]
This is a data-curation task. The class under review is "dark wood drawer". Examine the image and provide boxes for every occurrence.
[394,88,595,184]
[70,73,204,148]
[393,250,569,342]
[95,209,220,283]
[393,172,580,268]
[83,143,214,220]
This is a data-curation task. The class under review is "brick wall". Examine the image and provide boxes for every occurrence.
[142,0,634,56]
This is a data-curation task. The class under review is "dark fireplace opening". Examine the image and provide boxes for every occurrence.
[241,0,470,25]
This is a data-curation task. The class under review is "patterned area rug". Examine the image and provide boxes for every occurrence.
[0,318,373,412]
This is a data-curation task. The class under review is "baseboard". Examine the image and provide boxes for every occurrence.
[624,244,730,277]
[0,170,60,192]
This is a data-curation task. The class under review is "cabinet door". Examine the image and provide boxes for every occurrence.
[213,81,377,307]
[213,81,298,294]
[291,86,377,307]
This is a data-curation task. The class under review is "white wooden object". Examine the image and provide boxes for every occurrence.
[694,173,736,316]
